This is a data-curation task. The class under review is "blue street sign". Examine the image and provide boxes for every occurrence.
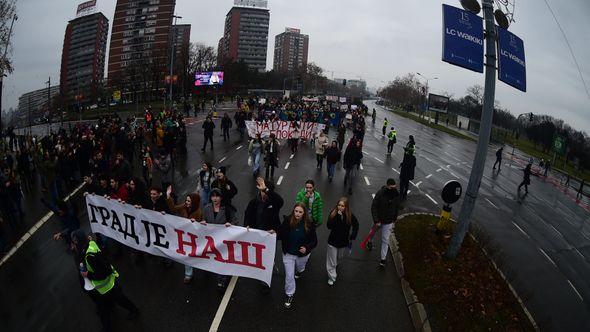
[442,4,484,73]
[498,27,526,92]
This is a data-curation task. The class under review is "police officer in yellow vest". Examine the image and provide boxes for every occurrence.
[387,127,397,155]
[71,230,138,331]
[382,118,389,136]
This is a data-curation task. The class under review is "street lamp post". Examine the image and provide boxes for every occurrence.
[416,72,438,122]
[168,15,182,109]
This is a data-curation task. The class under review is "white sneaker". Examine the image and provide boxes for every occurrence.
[327,279,335,286]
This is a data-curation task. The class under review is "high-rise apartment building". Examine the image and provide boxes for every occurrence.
[15,85,61,126]
[59,8,109,107]
[172,24,190,71]
[218,0,270,72]
[107,0,176,92]
[273,27,308,73]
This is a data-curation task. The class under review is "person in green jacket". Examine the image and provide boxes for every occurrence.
[295,179,324,226]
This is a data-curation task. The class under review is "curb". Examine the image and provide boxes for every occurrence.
[389,212,539,332]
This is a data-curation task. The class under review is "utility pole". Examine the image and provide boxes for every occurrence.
[169,15,182,109]
[46,77,51,135]
[446,0,497,259]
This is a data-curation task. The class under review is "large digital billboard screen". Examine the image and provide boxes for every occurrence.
[195,71,224,86]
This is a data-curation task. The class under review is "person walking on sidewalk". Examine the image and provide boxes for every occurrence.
[577,179,585,200]
[325,141,341,182]
[370,178,402,267]
[295,179,324,227]
[201,116,215,152]
[249,134,264,178]
[382,118,389,136]
[315,130,329,170]
[166,186,202,284]
[517,163,532,195]
[493,146,503,171]
[386,127,397,155]
[544,160,551,177]
[325,197,359,285]
[221,113,232,142]
[343,138,363,195]
[71,230,139,332]
[279,203,318,309]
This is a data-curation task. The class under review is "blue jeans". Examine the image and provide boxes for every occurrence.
[252,152,261,175]
[201,188,211,207]
[185,265,193,278]
[327,163,336,179]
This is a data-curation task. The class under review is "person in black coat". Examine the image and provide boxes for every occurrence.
[264,134,280,180]
[325,140,341,182]
[221,113,232,141]
[278,203,318,309]
[201,116,215,152]
[343,138,363,195]
[518,163,532,194]
[399,150,416,200]
[325,197,359,285]
[244,177,284,233]
[371,179,402,266]
[211,166,238,207]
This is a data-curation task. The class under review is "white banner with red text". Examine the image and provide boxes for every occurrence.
[85,195,277,285]
[245,120,325,140]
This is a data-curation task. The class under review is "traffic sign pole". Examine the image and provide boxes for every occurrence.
[446,0,497,259]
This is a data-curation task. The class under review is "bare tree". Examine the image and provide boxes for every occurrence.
[0,0,17,74]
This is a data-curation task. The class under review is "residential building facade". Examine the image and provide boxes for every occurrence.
[273,27,308,73]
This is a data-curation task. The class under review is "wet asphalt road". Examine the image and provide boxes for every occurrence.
[1,100,589,331]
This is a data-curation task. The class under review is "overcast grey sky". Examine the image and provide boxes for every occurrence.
[5,0,590,132]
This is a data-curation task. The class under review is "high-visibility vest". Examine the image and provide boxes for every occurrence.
[85,241,119,295]
[384,120,389,127]
[388,130,397,142]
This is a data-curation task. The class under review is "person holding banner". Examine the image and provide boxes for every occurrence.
[279,203,318,308]
[201,188,238,290]
[289,127,300,154]
[326,197,359,285]
[248,134,265,178]
[166,186,203,284]
[264,134,280,181]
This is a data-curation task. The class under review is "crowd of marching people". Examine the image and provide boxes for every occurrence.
[0,96,422,331]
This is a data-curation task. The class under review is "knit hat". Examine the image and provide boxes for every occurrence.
[210,188,223,197]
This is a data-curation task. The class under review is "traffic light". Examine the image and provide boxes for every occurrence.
[529,113,534,121]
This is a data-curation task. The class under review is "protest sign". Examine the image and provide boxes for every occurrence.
[245,120,325,140]
[85,195,276,285]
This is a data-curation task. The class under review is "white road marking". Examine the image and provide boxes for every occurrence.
[374,157,384,163]
[284,162,290,170]
[539,248,558,268]
[436,168,442,172]
[277,176,284,186]
[371,194,375,198]
[290,154,294,159]
[573,248,585,261]
[425,193,438,205]
[408,190,412,194]
[392,168,400,174]
[415,181,422,187]
[446,164,451,168]
[425,174,433,179]
[218,157,227,163]
[548,224,563,238]
[364,176,371,186]
[423,156,433,162]
[362,151,369,155]
[410,181,416,187]
[485,198,499,209]
[0,183,85,268]
[566,279,584,302]
[360,164,364,170]
[209,276,239,332]
[236,145,243,150]
[512,222,530,238]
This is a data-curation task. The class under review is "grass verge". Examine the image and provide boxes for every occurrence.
[390,109,477,142]
[395,214,535,331]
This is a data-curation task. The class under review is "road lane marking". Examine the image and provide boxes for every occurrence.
[566,279,584,302]
[573,248,585,261]
[364,176,371,186]
[371,194,375,198]
[425,193,438,205]
[209,276,239,332]
[423,156,433,162]
[276,176,284,186]
[446,164,451,168]
[290,154,294,159]
[392,168,400,174]
[436,168,442,172]
[236,145,243,150]
[218,157,227,163]
[360,164,364,170]
[0,182,85,268]
[284,162,290,170]
[485,198,499,209]
[415,181,422,187]
[548,224,563,238]
[539,248,557,268]
[425,174,433,179]
[512,222,530,238]
[410,181,416,187]
[362,151,369,155]
[374,157,384,163]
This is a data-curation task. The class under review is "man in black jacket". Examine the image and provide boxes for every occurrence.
[371,178,402,267]
[343,138,363,195]
[244,178,284,232]
[221,113,233,141]
[201,116,215,152]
